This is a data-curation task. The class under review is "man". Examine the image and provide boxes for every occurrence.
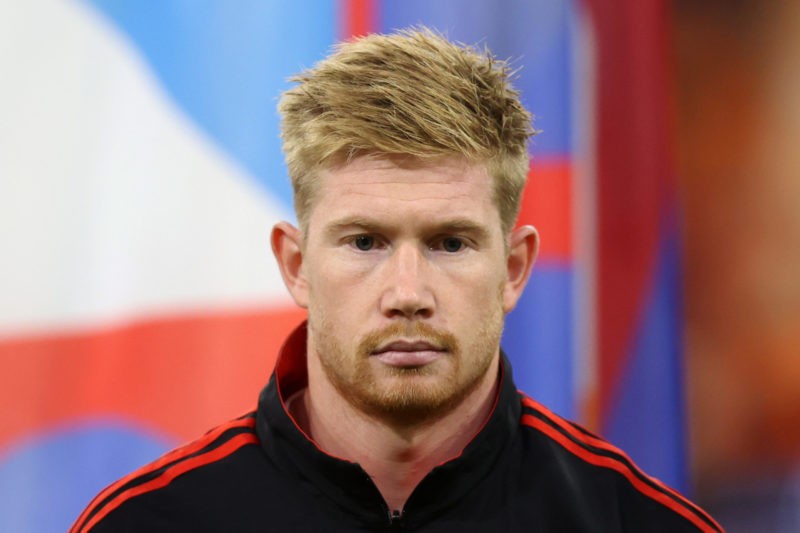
[72,28,722,532]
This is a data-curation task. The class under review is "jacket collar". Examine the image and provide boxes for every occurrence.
[256,321,522,528]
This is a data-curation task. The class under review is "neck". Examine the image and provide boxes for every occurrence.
[291,353,500,513]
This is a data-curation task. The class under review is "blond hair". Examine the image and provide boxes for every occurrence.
[278,27,536,233]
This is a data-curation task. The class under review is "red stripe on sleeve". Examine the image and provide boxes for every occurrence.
[522,395,688,501]
[522,415,719,531]
[520,396,722,532]
[70,416,255,533]
[74,432,258,533]
[523,395,630,460]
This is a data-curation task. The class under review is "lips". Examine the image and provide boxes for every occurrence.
[373,340,443,354]
[371,340,446,367]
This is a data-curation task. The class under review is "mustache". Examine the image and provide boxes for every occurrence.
[359,322,459,355]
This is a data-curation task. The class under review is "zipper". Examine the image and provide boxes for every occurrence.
[388,509,405,530]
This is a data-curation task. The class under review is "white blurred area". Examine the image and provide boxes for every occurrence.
[0,0,292,339]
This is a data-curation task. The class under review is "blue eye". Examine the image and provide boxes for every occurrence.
[354,235,374,251]
[441,237,464,253]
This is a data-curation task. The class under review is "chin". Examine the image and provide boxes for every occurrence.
[352,375,473,427]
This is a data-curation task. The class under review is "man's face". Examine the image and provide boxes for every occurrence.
[291,155,523,424]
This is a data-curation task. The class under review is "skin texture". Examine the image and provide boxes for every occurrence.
[272,154,538,511]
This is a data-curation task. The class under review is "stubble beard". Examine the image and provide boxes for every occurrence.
[309,300,505,429]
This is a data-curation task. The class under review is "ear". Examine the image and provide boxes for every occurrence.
[271,221,309,308]
[503,224,539,313]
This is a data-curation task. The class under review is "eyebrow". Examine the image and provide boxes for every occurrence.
[324,216,491,241]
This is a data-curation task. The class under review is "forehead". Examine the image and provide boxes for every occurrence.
[311,155,496,217]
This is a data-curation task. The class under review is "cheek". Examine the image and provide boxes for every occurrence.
[442,258,506,295]
[305,255,377,318]
[439,267,506,325]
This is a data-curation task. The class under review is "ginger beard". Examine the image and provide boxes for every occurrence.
[308,293,505,427]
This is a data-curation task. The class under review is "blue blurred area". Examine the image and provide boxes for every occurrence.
[503,265,574,419]
[604,218,686,491]
[85,0,337,208]
[0,422,172,533]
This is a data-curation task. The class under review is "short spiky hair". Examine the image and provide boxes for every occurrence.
[278,27,536,233]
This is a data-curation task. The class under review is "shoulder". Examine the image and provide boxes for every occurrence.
[70,413,260,533]
[516,393,723,532]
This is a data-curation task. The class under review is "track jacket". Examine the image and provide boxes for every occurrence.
[72,323,723,532]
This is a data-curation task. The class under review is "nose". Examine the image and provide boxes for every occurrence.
[380,242,435,319]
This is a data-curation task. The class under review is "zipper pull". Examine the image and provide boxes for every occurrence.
[389,509,404,530]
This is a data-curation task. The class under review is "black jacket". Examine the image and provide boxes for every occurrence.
[73,323,722,532]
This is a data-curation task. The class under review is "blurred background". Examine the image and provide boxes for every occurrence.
[0,1,797,531]
[677,0,800,529]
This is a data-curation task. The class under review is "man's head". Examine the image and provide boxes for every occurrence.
[278,27,536,235]
[272,28,539,427]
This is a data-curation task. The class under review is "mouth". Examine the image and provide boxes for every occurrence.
[371,340,447,367]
